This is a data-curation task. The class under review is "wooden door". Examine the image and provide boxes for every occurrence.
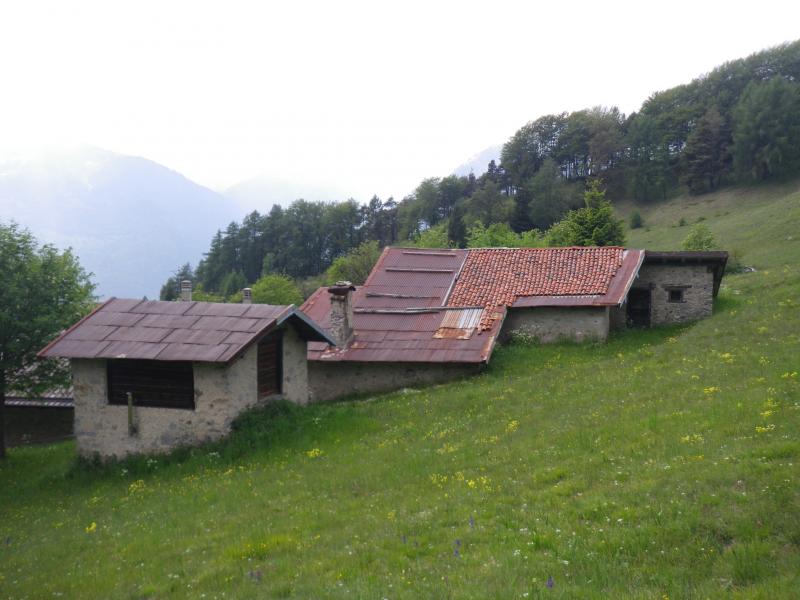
[257,332,282,399]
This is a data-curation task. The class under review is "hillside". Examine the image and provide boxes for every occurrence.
[1,182,799,598]
[0,146,240,298]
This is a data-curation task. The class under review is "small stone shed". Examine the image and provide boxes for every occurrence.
[38,297,334,459]
[301,247,727,402]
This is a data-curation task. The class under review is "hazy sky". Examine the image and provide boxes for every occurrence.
[1,0,797,201]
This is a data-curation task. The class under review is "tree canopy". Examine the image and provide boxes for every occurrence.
[250,274,303,306]
[162,41,800,300]
[0,222,95,457]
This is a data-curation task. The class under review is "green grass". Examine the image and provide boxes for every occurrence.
[2,182,800,599]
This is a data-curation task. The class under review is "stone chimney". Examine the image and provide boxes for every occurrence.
[327,281,356,346]
[242,287,252,304]
[180,280,192,302]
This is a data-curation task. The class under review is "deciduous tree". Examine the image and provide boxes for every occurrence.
[0,223,95,458]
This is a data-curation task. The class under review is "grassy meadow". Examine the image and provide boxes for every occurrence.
[1,181,799,599]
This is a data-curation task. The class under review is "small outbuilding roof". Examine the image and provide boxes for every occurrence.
[38,298,334,363]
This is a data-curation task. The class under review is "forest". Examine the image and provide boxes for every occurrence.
[161,41,800,302]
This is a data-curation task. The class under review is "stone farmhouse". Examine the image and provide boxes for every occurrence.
[37,245,726,459]
[38,293,334,459]
[301,246,727,401]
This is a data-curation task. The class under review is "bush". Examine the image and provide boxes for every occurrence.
[250,273,303,305]
[629,211,644,229]
[681,223,716,251]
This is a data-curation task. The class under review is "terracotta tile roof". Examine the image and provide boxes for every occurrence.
[38,298,334,363]
[449,247,624,306]
[447,247,641,329]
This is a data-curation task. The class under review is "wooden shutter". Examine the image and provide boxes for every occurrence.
[257,332,282,399]
[107,360,195,409]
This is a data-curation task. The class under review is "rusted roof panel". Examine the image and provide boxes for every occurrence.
[190,315,261,332]
[63,325,118,342]
[38,298,333,363]
[88,311,146,327]
[98,341,168,360]
[43,339,111,358]
[138,313,201,329]
[439,308,483,329]
[105,326,172,343]
[185,302,253,317]
[162,328,230,345]
[130,300,194,315]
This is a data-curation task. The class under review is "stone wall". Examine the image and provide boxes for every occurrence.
[502,306,610,343]
[308,361,481,403]
[280,324,309,405]
[633,264,715,325]
[609,304,627,330]
[71,323,310,459]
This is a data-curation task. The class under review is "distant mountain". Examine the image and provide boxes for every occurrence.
[0,146,241,299]
[452,144,502,177]
[225,175,349,212]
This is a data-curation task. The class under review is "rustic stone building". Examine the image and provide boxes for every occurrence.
[302,247,727,402]
[38,296,333,459]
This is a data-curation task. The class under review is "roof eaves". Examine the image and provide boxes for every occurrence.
[598,248,646,306]
[277,306,338,346]
[478,306,506,364]
[37,297,115,359]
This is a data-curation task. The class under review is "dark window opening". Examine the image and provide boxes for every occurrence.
[627,288,651,327]
[107,360,195,410]
[257,331,283,399]
[668,289,685,303]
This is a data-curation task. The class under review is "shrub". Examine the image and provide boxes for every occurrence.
[681,223,716,251]
[250,273,303,305]
[629,210,644,229]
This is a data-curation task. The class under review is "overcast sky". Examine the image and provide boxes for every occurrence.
[0,0,797,201]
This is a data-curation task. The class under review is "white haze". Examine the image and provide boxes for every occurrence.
[0,0,798,202]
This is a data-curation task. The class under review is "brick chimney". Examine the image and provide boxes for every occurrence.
[242,287,252,304]
[327,281,356,346]
[180,280,192,302]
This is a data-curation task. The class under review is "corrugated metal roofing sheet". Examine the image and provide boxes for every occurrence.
[301,247,501,364]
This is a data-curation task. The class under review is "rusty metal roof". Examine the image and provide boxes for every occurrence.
[302,247,501,364]
[38,298,335,363]
[301,246,653,364]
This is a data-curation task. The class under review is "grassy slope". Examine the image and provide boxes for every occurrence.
[1,182,799,599]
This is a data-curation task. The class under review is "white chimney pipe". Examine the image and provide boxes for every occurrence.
[242,287,252,304]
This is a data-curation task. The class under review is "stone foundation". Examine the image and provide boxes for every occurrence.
[308,361,481,403]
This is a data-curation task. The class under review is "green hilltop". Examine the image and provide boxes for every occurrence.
[1,181,799,597]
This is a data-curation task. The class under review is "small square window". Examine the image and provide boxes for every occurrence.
[668,289,684,303]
